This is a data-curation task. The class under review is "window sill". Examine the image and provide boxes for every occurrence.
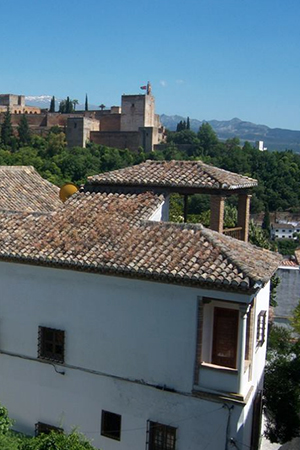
[200,362,238,374]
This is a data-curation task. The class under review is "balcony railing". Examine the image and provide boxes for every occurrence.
[223,227,243,240]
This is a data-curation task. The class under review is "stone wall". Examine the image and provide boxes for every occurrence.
[120,95,146,131]
[144,95,155,127]
[99,113,121,132]
[90,131,140,150]
[67,117,99,148]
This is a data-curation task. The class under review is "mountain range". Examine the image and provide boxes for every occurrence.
[160,115,300,152]
[25,97,300,152]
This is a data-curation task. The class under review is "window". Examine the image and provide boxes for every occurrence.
[212,307,239,369]
[101,410,121,441]
[38,327,65,363]
[35,422,63,436]
[148,421,176,450]
[256,311,267,346]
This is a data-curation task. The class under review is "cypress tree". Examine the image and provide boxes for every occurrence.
[85,94,88,111]
[66,97,71,113]
[49,96,55,113]
[18,114,31,146]
[1,108,13,146]
[187,116,190,130]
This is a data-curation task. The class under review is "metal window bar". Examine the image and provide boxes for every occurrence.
[38,326,65,363]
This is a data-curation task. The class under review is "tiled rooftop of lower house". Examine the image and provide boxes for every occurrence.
[0,189,280,292]
[0,166,61,213]
[87,160,258,191]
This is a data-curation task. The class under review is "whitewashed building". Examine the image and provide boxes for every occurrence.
[0,161,279,450]
[270,222,300,240]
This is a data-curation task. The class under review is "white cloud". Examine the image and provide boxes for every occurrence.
[176,79,184,84]
[160,80,167,87]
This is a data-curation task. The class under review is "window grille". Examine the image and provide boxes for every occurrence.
[256,311,267,346]
[35,422,63,436]
[38,326,65,363]
[147,421,176,450]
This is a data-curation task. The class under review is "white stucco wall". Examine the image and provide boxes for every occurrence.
[149,196,170,222]
[0,261,266,449]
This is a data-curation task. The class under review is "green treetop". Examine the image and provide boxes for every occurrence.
[49,96,55,113]
[1,109,14,147]
[18,115,31,146]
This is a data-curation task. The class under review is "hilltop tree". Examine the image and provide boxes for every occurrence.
[59,97,76,114]
[49,96,55,113]
[18,114,31,146]
[1,108,14,147]
[197,122,218,154]
[262,205,271,235]
[187,116,190,130]
[85,94,88,111]
[72,99,79,111]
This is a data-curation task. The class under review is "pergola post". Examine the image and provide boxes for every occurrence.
[183,194,188,223]
[210,195,225,233]
[237,194,251,242]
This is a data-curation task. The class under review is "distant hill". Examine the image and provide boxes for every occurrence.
[160,114,300,152]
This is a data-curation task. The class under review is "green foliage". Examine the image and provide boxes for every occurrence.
[197,122,218,154]
[1,109,14,147]
[270,274,280,308]
[264,322,300,444]
[21,430,95,450]
[277,238,298,256]
[0,404,13,434]
[264,337,300,443]
[291,300,300,336]
[85,94,88,112]
[0,403,96,450]
[59,97,76,114]
[267,324,293,358]
[18,115,31,147]
[176,120,186,132]
[169,194,184,223]
[249,220,272,249]
[0,433,25,450]
[262,206,271,235]
[49,96,55,113]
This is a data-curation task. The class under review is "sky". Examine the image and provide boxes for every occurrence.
[1,0,299,130]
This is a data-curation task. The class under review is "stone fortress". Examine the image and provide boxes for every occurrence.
[0,83,166,152]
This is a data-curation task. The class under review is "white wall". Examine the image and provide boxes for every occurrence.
[0,261,263,449]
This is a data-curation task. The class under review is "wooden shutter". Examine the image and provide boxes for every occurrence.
[212,307,239,368]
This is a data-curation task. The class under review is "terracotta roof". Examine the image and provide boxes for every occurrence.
[280,259,299,267]
[87,160,258,191]
[0,190,279,292]
[0,166,61,213]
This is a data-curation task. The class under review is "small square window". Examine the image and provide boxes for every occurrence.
[101,410,121,441]
[256,311,267,346]
[38,326,65,363]
[148,421,176,450]
[35,422,63,436]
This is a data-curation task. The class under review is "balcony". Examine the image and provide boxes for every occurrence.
[223,227,243,240]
